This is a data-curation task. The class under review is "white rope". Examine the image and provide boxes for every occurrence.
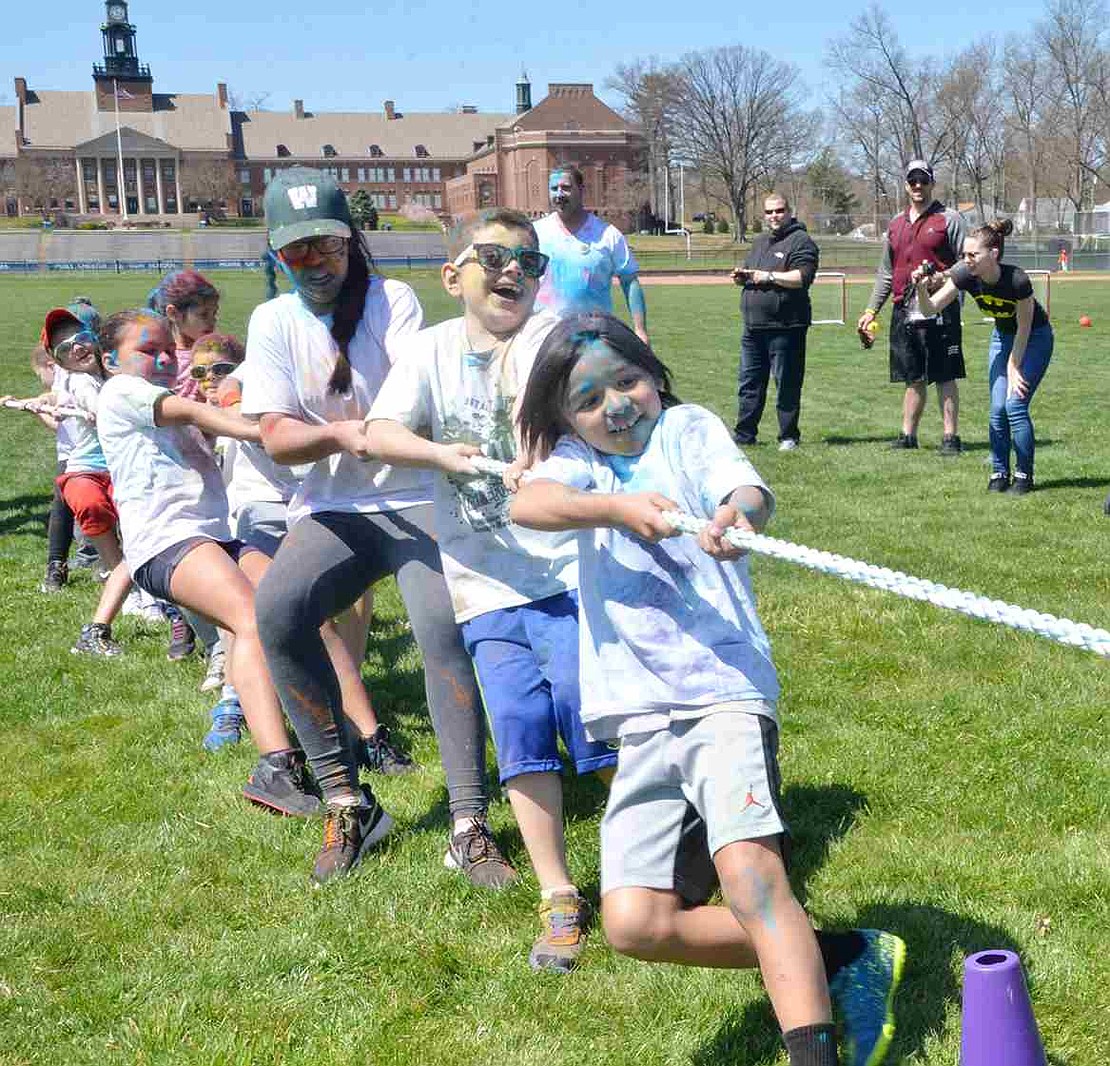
[467,455,1110,660]
[3,398,88,420]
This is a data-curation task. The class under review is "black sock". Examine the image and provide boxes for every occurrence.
[817,929,867,982]
[783,1023,838,1066]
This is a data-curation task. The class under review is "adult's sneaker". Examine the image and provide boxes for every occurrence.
[199,648,226,693]
[778,438,799,452]
[829,928,906,1066]
[122,589,166,625]
[71,622,122,657]
[41,560,68,594]
[165,606,196,661]
[202,696,245,752]
[889,433,918,450]
[987,472,1010,493]
[357,725,416,775]
[937,434,962,456]
[242,749,322,817]
[313,786,395,885]
[529,891,588,973]
[1008,472,1034,495]
[73,542,101,570]
[444,820,518,889]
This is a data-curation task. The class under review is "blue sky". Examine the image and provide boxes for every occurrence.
[4,0,1054,117]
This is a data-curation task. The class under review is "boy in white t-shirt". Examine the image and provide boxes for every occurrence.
[367,208,616,973]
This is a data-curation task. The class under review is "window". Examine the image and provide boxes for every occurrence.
[387,167,395,182]
[264,167,272,183]
[356,167,365,182]
[240,169,250,184]
[322,144,337,158]
[388,192,397,209]
[402,168,411,183]
[433,168,441,182]
[368,144,383,158]
[276,144,290,157]
[434,193,442,209]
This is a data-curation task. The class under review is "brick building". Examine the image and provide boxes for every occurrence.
[2,1,645,228]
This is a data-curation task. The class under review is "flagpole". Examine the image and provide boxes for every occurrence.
[113,78,128,220]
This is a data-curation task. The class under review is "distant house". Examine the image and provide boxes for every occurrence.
[1014,198,1076,234]
[1073,202,1110,235]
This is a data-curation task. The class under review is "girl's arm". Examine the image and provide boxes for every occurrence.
[364,418,481,476]
[511,479,679,541]
[913,273,959,316]
[1007,296,1036,399]
[155,394,262,442]
[258,412,370,463]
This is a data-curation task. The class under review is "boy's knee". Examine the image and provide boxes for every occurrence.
[601,892,668,959]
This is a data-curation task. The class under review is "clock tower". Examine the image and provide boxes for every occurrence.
[92,0,154,111]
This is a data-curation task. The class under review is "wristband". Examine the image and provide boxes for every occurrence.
[768,272,775,284]
[864,307,876,315]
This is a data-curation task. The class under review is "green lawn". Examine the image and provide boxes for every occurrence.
[0,273,1107,1065]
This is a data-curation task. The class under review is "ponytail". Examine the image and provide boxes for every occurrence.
[972,217,1014,258]
[263,252,279,300]
[326,233,374,394]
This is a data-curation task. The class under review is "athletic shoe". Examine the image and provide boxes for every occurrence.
[937,434,963,456]
[1008,472,1034,495]
[312,786,395,884]
[529,891,588,973]
[72,543,101,569]
[71,622,122,657]
[444,820,518,889]
[889,433,918,450]
[202,696,245,753]
[40,560,68,593]
[988,473,1010,493]
[356,725,416,775]
[242,749,323,817]
[199,648,226,693]
[122,589,167,625]
[778,438,799,452]
[165,606,196,661]
[829,929,906,1066]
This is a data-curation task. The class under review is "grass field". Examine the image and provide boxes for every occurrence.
[0,272,1107,1065]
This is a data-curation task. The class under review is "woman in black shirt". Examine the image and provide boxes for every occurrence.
[914,219,1053,493]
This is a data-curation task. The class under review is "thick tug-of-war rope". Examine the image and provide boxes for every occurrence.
[3,398,87,420]
[466,456,1110,660]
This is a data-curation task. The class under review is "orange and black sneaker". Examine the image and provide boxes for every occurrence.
[444,820,518,889]
[528,891,588,974]
[312,786,394,885]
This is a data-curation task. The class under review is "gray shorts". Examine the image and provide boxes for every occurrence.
[235,500,289,557]
[600,706,787,904]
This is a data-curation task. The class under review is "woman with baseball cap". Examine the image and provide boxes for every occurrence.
[244,168,514,885]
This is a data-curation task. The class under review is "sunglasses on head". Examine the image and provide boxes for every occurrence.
[454,243,549,279]
[279,235,348,263]
[189,361,237,381]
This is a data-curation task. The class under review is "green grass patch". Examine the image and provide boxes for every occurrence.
[0,273,1107,1064]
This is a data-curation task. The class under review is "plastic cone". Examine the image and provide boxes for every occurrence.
[961,950,1046,1066]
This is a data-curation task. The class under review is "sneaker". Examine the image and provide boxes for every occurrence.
[40,560,68,593]
[312,786,395,884]
[444,820,519,889]
[199,648,226,693]
[357,725,416,775]
[829,929,907,1066]
[778,438,799,452]
[889,433,918,450]
[937,434,963,456]
[529,891,587,973]
[71,622,122,657]
[242,749,323,817]
[122,589,167,625]
[987,472,1010,493]
[1008,472,1034,495]
[202,696,245,752]
[73,543,100,569]
[165,606,196,661]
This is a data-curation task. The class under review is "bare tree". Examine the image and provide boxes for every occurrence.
[13,155,76,212]
[179,156,238,218]
[670,46,813,237]
[227,88,271,112]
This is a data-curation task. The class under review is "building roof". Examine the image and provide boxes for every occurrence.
[503,84,631,133]
[20,90,231,153]
[236,108,514,161]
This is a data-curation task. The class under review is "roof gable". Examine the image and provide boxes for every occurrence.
[77,126,174,154]
[508,84,630,132]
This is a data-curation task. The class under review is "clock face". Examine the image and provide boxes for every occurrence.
[108,3,126,18]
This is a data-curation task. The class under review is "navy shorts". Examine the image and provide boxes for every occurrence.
[461,590,617,785]
[133,536,259,603]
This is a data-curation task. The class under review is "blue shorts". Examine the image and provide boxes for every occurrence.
[461,590,617,785]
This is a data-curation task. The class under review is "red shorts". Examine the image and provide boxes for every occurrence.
[57,471,118,537]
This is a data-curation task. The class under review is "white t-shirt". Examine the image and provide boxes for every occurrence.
[370,311,577,622]
[534,212,640,316]
[57,372,108,474]
[51,366,78,463]
[240,279,433,522]
[532,404,779,740]
[97,374,231,571]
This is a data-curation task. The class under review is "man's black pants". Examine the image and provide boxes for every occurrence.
[734,327,808,444]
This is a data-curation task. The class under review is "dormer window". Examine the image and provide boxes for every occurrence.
[368,144,383,158]
[414,144,429,158]
[322,144,337,158]
[276,144,290,157]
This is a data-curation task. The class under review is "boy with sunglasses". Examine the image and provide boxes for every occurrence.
[367,208,616,974]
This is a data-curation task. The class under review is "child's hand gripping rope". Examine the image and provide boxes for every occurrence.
[466,455,1110,660]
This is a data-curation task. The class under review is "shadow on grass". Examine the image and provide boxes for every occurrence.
[1035,475,1110,491]
[0,492,49,537]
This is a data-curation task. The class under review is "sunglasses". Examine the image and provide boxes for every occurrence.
[906,176,933,186]
[763,207,788,215]
[279,235,348,263]
[454,243,550,279]
[50,331,98,360]
[189,361,237,381]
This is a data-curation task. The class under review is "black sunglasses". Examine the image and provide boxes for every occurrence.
[189,361,237,381]
[457,243,549,279]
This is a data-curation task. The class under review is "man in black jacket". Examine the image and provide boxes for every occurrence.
[731,194,819,451]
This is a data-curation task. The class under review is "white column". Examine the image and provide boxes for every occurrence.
[75,158,87,214]
[135,158,145,215]
[174,157,183,215]
[96,158,106,215]
[155,159,165,215]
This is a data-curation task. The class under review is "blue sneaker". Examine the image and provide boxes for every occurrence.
[203,697,245,752]
[829,929,906,1066]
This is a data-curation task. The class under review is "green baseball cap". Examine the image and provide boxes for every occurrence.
[264,167,352,250]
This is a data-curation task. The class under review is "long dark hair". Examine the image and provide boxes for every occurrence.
[263,232,377,394]
[517,312,679,460]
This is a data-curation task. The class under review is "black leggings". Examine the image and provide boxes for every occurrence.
[255,505,488,815]
[47,461,75,564]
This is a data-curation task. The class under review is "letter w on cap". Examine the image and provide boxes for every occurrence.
[287,185,318,210]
